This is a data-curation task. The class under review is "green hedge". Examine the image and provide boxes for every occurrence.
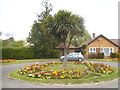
[110,52,120,58]
[2,47,34,60]
[2,47,60,60]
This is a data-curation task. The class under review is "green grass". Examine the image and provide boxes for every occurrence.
[0,58,59,65]
[1,58,119,65]
[8,65,120,84]
[87,59,120,63]
[44,63,87,71]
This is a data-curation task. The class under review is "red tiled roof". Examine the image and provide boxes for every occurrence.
[110,39,120,46]
[80,34,120,47]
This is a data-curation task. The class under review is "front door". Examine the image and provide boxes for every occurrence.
[104,48,110,56]
[96,48,100,53]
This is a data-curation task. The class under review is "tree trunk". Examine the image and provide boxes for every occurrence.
[63,42,67,67]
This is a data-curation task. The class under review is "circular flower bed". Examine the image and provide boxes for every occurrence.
[0,59,16,63]
[18,61,113,79]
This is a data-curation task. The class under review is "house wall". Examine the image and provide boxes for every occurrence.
[85,36,119,58]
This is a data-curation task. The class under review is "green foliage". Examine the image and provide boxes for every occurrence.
[117,53,120,58]
[43,10,85,43]
[37,0,52,23]
[71,30,91,47]
[96,53,104,59]
[27,0,59,59]
[110,52,117,58]
[110,52,120,58]
[43,10,85,66]
[2,47,59,59]
[88,53,104,59]
[80,44,87,55]
[2,47,34,60]
[2,37,25,47]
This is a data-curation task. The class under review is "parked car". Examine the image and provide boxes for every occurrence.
[60,52,84,61]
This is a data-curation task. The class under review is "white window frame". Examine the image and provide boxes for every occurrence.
[89,47,96,53]
[89,47,114,56]
[109,48,114,53]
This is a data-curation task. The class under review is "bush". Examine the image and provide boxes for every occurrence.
[96,53,104,59]
[2,47,34,60]
[50,50,60,58]
[88,53,97,59]
[2,47,60,60]
[88,53,104,59]
[117,53,120,58]
[110,52,117,58]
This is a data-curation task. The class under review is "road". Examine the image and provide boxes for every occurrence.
[0,61,120,88]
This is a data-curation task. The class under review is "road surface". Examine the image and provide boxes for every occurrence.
[1,61,120,88]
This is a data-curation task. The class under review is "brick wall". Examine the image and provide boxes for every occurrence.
[85,36,119,58]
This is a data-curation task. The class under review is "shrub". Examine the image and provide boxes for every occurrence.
[88,53,104,59]
[96,53,104,59]
[117,53,120,58]
[51,50,60,58]
[110,52,117,58]
[88,53,97,59]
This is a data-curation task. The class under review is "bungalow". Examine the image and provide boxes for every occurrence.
[55,42,78,56]
[56,34,120,58]
[81,34,120,58]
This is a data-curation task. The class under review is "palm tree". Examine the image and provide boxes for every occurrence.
[43,10,85,67]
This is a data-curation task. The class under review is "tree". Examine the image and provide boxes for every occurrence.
[2,37,25,47]
[37,0,53,23]
[27,0,59,58]
[43,10,85,67]
[71,30,91,47]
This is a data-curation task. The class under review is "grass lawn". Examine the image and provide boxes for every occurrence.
[44,63,88,71]
[0,58,59,65]
[87,59,120,63]
[8,62,120,84]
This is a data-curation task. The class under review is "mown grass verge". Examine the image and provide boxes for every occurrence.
[87,59,120,63]
[0,58,59,65]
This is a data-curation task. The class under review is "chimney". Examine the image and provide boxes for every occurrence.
[92,33,95,38]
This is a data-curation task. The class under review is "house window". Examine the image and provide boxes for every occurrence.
[89,47,114,56]
[109,48,114,53]
[103,47,114,56]
[89,48,96,53]
[100,48,103,53]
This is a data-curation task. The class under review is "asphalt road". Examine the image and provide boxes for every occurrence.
[0,61,120,88]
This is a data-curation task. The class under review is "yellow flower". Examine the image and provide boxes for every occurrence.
[105,68,109,70]
[20,72,23,75]
[53,71,57,74]
[60,75,64,78]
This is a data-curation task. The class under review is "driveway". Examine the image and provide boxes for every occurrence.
[1,61,120,88]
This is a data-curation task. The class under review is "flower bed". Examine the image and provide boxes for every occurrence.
[18,61,113,79]
[0,59,16,63]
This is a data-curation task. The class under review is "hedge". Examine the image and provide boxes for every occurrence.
[88,53,104,59]
[2,47,60,60]
[2,47,34,60]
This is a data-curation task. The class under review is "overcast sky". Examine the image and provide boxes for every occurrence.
[0,0,119,41]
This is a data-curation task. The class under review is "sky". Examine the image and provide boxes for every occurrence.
[0,0,119,41]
